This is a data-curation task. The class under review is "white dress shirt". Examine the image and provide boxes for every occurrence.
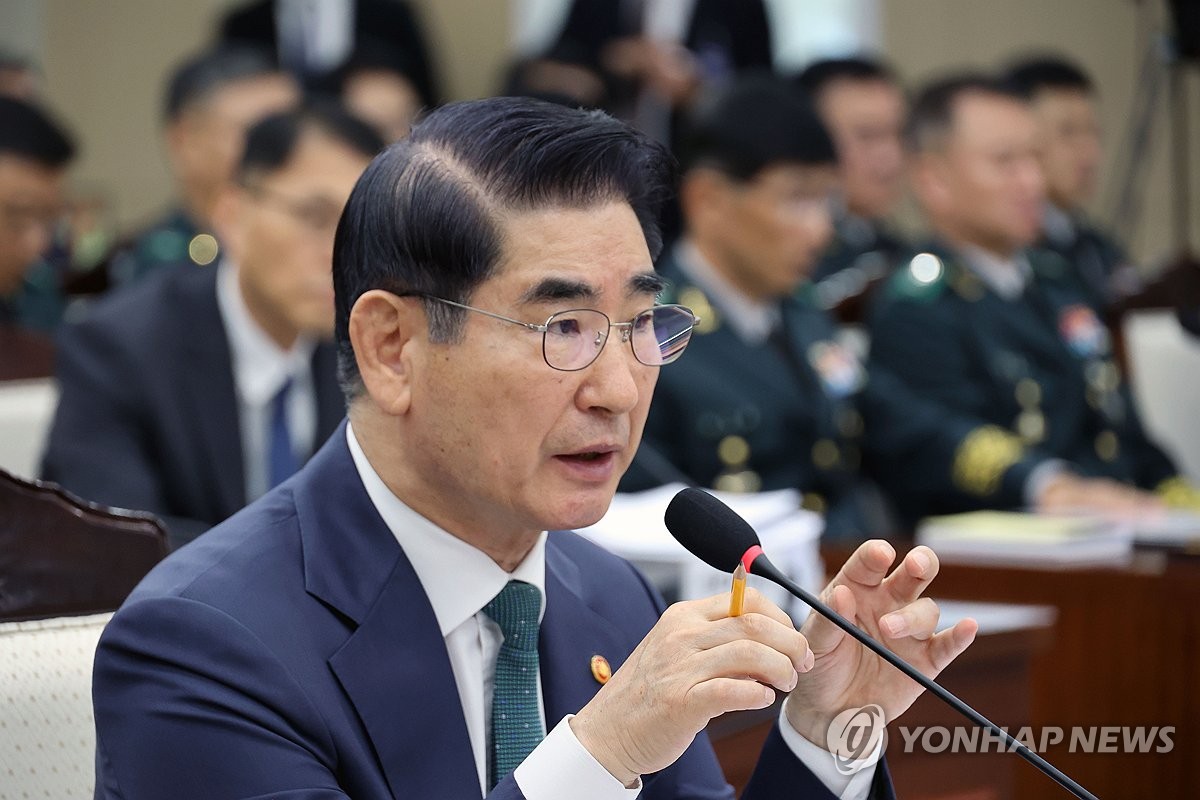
[216,260,317,502]
[346,423,874,799]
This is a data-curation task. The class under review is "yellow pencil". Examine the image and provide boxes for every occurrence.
[728,562,747,617]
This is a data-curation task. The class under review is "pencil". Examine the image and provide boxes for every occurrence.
[728,562,747,617]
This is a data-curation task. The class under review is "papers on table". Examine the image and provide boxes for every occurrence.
[933,599,1056,635]
[575,484,823,618]
[916,511,1135,569]
[1129,510,1200,549]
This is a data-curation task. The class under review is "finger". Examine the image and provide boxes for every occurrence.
[687,677,777,718]
[926,618,978,675]
[827,539,896,592]
[884,546,939,606]
[802,582,858,655]
[879,597,940,641]
[691,586,795,626]
[695,612,811,673]
[695,638,804,692]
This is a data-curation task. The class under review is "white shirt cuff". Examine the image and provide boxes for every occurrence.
[777,696,880,800]
[514,715,642,800]
[1025,458,1070,507]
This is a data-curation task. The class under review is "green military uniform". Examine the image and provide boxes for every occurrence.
[620,250,888,539]
[863,243,1181,525]
[110,208,220,285]
[0,258,66,333]
[1039,205,1138,314]
[807,212,907,310]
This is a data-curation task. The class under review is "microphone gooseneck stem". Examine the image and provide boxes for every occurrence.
[750,554,1098,800]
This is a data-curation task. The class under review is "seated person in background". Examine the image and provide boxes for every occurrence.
[0,96,75,333]
[1003,55,1141,313]
[92,94,975,800]
[795,57,909,306]
[620,77,893,540]
[865,74,1198,525]
[336,41,425,143]
[42,104,383,547]
[109,45,298,284]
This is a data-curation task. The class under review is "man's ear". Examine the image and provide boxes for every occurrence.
[210,185,245,261]
[680,168,731,233]
[909,152,951,215]
[349,290,423,416]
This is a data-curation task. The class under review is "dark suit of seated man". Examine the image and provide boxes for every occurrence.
[92,97,977,799]
[619,77,893,541]
[41,104,383,546]
[865,74,1200,524]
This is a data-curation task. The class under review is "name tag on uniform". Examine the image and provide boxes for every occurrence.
[808,341,865,399]
[1058,305,1110,359]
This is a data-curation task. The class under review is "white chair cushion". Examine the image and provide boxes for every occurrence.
[0,612,112,800]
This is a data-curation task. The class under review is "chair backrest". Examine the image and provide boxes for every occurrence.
[0,377,58,479]
[0,612,112,800]
[0,469,168,622]
[1123,310,1200,482]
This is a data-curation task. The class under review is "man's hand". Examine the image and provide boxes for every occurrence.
[784,541,977,747]
[571,590,811,786]
[1038,472,1164,514]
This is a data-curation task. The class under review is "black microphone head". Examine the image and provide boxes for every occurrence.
[664,487,762,573]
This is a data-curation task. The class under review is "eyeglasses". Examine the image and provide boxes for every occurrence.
[241,182,343,234]
[412,295,699,372]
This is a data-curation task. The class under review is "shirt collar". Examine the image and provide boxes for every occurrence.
[674,239,781,344]
[345,422,547,636]
[216,259,317,406]
[1041,203,1077,248]
[955,244,1032,301]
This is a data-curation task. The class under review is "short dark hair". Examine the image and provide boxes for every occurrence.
[0,96,75,168]
[1003,55,1094,99]
[678,75,837,180]
[906,73,1025,152]
[164,45,286,122]
[795,55,897,97]
[237,102,386,183]
[332,96,674,397]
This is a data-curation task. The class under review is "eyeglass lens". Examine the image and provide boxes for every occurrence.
[542,306,695,370]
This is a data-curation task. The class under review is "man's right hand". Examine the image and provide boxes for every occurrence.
[569,589,812,787]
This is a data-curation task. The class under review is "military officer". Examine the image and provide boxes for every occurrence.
[109,46,298,284]
[794,57,909,312]
[1003,56,1142,313]
[865,74,1197,525]
[619,77,892,539]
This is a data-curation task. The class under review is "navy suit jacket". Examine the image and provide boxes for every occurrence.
[92,423,888,799]
[41,264,343,547]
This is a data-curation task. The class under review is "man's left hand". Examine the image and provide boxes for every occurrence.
[784,541,977,746]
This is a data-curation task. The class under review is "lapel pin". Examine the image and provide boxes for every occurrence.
[590,654,612,685]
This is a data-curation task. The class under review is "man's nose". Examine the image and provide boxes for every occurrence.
[578,328,642,414]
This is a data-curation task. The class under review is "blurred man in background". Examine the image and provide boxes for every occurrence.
[621,78,893,540]
[0,96,75,333]
[110,46,299,284]
[864,75,1197,526]
[795,57,908,303]
[43,104,383,547]
[1005,55,1142,313]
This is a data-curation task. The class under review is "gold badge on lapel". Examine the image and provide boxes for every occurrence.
[590,654,612,685]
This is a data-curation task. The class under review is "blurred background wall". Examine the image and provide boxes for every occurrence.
[1,0,1195,268]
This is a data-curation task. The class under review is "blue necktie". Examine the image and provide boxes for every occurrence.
[483,580,545,789]
[268,378,300,488]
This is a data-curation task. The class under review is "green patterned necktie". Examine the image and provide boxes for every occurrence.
[483,580,545,789]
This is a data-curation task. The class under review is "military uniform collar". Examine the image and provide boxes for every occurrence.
[955,243,1032,301]
[672,239,781,344]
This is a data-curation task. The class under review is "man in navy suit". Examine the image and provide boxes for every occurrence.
[42,104,383,546]
[92,97,977,798]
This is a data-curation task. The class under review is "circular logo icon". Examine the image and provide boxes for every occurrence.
[826,704,888,775]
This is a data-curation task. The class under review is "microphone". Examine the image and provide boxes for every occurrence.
[664,487,1097,800]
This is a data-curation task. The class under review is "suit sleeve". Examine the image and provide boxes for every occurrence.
[42,319,169,512]
[864,295,1053,516]
[93,596,350,799]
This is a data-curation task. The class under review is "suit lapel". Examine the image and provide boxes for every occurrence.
[178,267,245,516]
[539,539,640,729]
[295,427,480,799]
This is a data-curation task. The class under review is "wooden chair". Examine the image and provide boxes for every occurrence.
[0,468,168,622]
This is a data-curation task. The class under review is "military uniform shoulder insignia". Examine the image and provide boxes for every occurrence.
[677,286,719,334]
[952,425,1025,496]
